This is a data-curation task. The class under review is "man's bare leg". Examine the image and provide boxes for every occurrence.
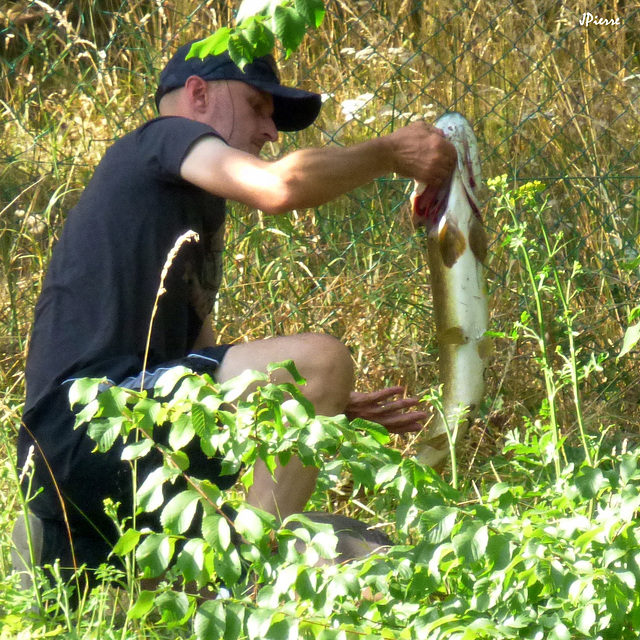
[213,333,354,520]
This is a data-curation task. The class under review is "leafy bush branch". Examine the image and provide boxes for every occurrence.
[187,0,326,68]
[69,348,640,638]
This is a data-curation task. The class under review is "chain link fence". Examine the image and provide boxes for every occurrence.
[1,1,639,445]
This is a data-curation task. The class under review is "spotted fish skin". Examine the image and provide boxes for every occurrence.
[411,112,490,470]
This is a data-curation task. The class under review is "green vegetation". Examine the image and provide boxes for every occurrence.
[1,0,639,637]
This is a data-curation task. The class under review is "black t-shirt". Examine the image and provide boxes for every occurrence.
[19,116,226,517]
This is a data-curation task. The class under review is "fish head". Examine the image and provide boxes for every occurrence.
[411,112,481,229]
[436,112,482,200]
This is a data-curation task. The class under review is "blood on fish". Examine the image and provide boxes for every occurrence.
[412,175,453,228]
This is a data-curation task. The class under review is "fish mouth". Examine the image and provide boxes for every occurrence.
[412,173,480,229]
[411,176,452,228]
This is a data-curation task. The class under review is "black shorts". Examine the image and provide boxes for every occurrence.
[30,345,238,576]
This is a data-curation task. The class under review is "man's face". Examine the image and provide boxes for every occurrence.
[206,80,278,156]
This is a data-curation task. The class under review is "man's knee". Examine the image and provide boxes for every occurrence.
[217,332,353,414]
[294,333,353,413]
[302,332,352,376]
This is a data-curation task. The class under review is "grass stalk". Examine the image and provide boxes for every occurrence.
[507,208,563,481]
[538,219,593,467]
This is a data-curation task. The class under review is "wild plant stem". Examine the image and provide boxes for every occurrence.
[509,209,562,480]
[539,222,592,466]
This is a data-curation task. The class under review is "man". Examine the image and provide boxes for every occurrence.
[15,41,457,578]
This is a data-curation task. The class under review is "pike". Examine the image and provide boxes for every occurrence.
[411,112,491,470]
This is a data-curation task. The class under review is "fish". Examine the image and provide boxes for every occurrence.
[411,112,491,470]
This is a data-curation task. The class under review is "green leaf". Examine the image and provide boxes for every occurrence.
[112,528,142,556]
[242,16,276,58]
[74,398,100,427]
[354,418,390,445]
[619,454,638,485]
[548,622,571,640]
[175,538,207,585]
[272,5,307,56]
[202,513,233,551]
[127,590,155,620]
[421,506,458,544]
[267,359,307,385]
[153,366,192,397]
[192,404,208,438]
[376,463,400,486]
[606,579,630,622]
[452,524,489,563]
[218,516,232,550]
[619,321,640,359]
[187,28,232,60]
[575,466,606,499]
[266,617,299,640]
[161,489,201,534]
[121,438,153,461]
[488,482,512,501]
[168,450,190,471]
[234,507,265,543]
[136,533,175,578]
[156,590,192,625]
[220,369,268,402]
[133,396,162,428]
[620,491,640,522]
[485,533,512,570]
[87,417,125,452]
[137,466,179,512]
[169,413,195,450]
[247,608,274,639]
[195,600,226,640]
[68,377,105,409]
[214,546,243,585]
[197,479,224,514]
[282,398,311,429]
[224,603,244,640]
[294,0,325,27]
[97,386,129,415]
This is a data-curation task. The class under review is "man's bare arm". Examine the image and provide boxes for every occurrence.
[180,121,456,214]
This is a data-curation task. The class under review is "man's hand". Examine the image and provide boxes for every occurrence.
[345,386,428,435]
[387,121,458,187]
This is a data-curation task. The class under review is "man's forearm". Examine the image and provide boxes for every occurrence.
[266,137,394,213]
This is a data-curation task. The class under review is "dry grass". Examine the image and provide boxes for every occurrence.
[1,0,639,503]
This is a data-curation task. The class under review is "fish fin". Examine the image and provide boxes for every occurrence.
[469,216,488,263]
[439,326,467,345]
[477,335,494,359]
[439,220,467,268]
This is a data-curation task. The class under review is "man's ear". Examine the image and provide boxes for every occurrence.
[183,75,209,112]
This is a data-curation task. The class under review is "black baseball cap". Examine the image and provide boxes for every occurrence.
[155,40,322,132]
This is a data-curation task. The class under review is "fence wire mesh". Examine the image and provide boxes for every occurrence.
[1,0,639,451]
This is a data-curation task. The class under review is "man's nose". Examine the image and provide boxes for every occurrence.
[264,117,279,142]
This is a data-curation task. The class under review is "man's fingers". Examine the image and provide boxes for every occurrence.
[356,398,423,417]
[346,387,429,434]
[348,387,406,406]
